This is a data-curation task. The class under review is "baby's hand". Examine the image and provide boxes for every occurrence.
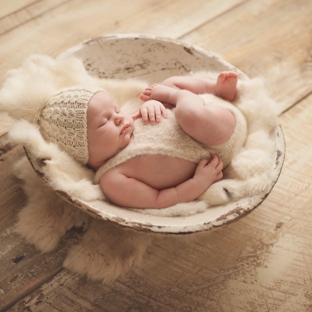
[194,155,223,188]
[132,100,167,125]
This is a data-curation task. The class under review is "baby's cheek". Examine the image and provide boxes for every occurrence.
[124,133,133,147]
[124,135,131,146]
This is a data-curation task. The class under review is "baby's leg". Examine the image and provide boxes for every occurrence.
[214,72,238,102]
[140,84,178,105]
[140,72,238,102]
[140,84,236,146]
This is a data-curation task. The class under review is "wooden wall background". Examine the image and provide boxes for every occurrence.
[0,0,312,311]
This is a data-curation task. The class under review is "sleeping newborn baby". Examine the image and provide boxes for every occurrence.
[38,72,246,209]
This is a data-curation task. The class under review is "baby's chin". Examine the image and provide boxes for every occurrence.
[123,131,134,146]
[87,151,111,169]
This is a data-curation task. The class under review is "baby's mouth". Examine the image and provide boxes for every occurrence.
[120,124,129,135]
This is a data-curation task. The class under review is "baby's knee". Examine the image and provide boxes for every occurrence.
[175,101,199,127]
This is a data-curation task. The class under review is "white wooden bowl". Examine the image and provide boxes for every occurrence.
[29,35,285,234]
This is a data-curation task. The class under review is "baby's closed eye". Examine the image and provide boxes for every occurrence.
[98,119,108,128]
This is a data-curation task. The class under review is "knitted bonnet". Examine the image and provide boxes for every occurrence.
[38,86,104,165]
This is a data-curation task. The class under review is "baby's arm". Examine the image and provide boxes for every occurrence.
[99,155,223,209]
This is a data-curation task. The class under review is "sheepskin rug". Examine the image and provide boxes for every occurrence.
[0,54,280,282]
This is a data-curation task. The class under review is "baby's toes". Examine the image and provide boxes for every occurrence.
[218,72,227,81]
[139,94,147,101]
[140,92,151,101]
[229,72,238,78]
[140,86,155,101]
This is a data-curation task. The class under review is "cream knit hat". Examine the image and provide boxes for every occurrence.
[38,86,104,165]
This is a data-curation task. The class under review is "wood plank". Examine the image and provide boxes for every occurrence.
[0,0,68,36]
[0,0,38,19]
[182,0,312,114]
[0,0,244,79]
[1,0,312,310]
[0,1,248,309]
[7,94,312,311]
[0,146,84,311]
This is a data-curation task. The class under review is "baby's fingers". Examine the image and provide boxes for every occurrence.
[160,105,167,119]
[131,110,141,120]
[140,107,149,124]
[216,157,223,171]
[154,106,166,123]
[197,158,210,168]
[147,106,156,124]
[205,155,223,174]
[209,154,220,167]
[149,104,167,124]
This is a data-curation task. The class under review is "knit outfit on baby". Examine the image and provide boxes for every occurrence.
[39,87,246,180]
[94,95,247,183]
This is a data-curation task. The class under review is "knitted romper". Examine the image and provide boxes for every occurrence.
[94,94,247,183]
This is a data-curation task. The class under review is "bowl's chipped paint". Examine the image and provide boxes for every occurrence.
[29,34,285,234]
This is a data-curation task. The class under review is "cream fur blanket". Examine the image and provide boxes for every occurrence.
[0,55,279,282]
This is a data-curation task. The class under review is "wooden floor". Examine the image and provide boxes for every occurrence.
[1,0,312,311]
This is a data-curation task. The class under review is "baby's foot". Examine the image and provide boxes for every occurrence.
[215,71,238,102]
[140,84,177,105]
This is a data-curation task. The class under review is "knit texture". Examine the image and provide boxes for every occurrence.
[39,86,104,164]
[94,102,247,183]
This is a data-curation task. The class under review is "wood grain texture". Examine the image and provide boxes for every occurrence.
[0,0,244,78]
[182,0,312,114]
[6,95,312,310]
[1,0,312,310]
[0,0,68,36]
[0,0,38,19]
[0,145,85,312]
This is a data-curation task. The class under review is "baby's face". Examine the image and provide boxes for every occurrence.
[87,91,134,169]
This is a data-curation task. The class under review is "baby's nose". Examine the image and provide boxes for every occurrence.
[115,115,124,125]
